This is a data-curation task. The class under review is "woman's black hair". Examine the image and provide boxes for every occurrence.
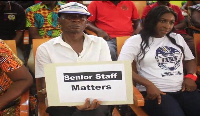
[137,5,185,63]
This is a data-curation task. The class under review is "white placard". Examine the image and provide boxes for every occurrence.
[44,61,133,106]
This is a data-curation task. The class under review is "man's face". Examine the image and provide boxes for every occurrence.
[158,1,170,5]
[42,1,56,5]
[58,13,88,33]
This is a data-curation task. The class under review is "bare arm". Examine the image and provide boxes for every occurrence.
[182,59,197,91]
[13,31,24,45]
[0,65,33,110]
[86,21,111,40]
[132,61,165,104]
[184,59,197,74]
[174,20,187,31]
[132,19,142,35]
[28,27,43,39]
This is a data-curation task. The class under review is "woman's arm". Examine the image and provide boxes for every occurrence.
[0,65,33,110]
[132,61,165,104]
[182,59,197,91]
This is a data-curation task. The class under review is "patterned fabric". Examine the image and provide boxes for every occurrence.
[188,4,200,32]
[0,40,23,116]
[26,2,65,39]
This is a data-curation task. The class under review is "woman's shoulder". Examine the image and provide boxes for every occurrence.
[169,32,183,39]
[126,34,142,43]
[169,32,185,43]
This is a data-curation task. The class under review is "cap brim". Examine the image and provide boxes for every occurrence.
[58,11,91,16]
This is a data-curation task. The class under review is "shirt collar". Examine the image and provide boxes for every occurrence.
[103,1,123,5]
[53,33,95,45]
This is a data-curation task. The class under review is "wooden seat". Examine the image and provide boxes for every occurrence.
[193,32,200,90]
[116,36,131,55]
[3,40,29,116]
[3,40,17,55]
[116,36,147,116]
[194,34,200,91]
[19,90,29,116]
[132,1,147,18]
[32,38,147,116]
[32,39,121,116]
[81,31,147,115]
[86,28,147,115]
[33,38,50,116]
[33,39,51,58]
[193,33,200,72]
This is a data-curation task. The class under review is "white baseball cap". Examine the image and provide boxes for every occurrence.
[58,2,91,16]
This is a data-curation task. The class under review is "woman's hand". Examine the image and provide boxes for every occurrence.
[76,98,101,111]
[182,78,197,92]
[146,83,166,104]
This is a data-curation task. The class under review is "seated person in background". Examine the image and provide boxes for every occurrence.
[118,6,200,116]
[26,1,65,39]
[13,1,35,10]
[86,1,141,61]
[0,1,26,63]
[187,4,200,35]
[181,1,200,11]
[35,2,113,116]
[187,4,200,55]
[141,1,195,56]
[26,1,65,74]
[0,40,33,115]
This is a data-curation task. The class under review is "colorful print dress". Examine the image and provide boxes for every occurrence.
[26,2,65,39]
[0,40,36,116]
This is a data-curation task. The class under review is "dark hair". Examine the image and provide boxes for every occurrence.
[138,6,184,63]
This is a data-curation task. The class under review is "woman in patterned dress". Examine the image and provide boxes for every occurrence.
[0,40,33,116]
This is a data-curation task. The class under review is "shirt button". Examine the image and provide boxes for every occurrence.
[77,57,82,62]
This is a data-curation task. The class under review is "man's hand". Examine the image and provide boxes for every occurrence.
[96,30,111,41]
[76,98,101,110]
[182,78,197,92]
[146,83,166,104]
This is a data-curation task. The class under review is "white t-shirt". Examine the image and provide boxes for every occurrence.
[35,33,112,78]
[118,33,194,92]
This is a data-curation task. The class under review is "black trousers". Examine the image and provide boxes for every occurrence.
[141,90,200,116]
[46,105,113,116]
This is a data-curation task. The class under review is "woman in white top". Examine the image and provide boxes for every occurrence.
[118,6,200,116]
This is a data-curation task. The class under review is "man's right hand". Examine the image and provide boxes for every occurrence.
[96,30,111,41]
[145,83,166,104]
[76,98,101,111]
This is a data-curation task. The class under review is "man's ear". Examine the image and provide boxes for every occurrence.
[85,19,88,27]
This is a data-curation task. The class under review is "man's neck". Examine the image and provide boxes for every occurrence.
[157,2,169,6]
[110,1,121,6]
[45,2,57,10]
[62,32,84,44]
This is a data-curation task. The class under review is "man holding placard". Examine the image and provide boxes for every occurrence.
[35,2,114,116]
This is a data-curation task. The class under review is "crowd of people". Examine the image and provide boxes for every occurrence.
[0,1,200,116]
